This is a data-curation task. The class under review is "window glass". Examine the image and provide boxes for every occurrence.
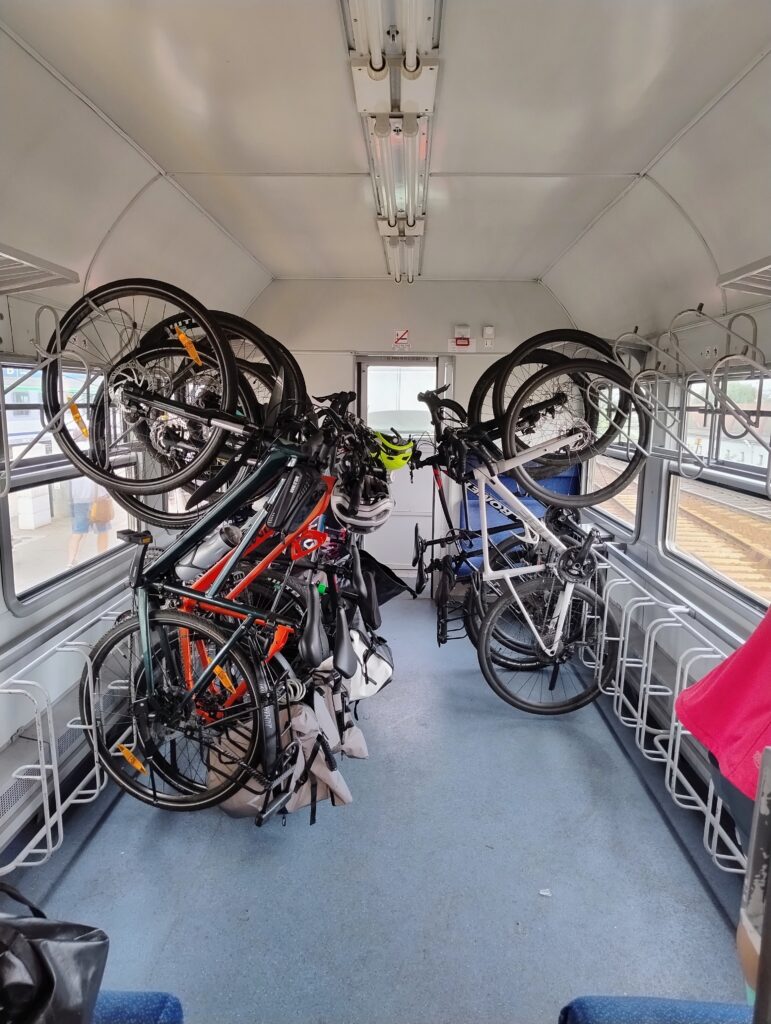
[672,376,771,471]
[586,454,639,529]
[8,477,130,595]
[668,474,771,603]
[2,365,99,464]
[365,364,437,434]
[3,362,132,596]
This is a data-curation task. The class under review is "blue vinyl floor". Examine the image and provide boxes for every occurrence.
[8,600,744,1024]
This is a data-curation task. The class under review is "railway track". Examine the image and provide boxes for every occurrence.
[601,483,771,602]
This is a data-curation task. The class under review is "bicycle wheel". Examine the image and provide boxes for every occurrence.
[467,356,509,428]
[42,280,237,494]
[477,578,618,715]
[503,358,650,507]
[105,355,266,529]
[462,535,533,648]
[217,312,308,413]
[80,609,272,810]
[491,329,619,422]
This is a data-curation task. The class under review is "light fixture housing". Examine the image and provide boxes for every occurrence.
[717,257,771,297]
[378,218,424,284]
[367,114,429,227]
[0,244,78,296]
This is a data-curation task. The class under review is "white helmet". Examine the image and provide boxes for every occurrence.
[330,475,394,534]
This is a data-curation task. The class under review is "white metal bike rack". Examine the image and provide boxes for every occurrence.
[587,545,748,873]
[0,596,126,875]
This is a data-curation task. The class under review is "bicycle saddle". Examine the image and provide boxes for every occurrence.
[333,606,358,679]
[298,584,326,669]
[362,572,383,631]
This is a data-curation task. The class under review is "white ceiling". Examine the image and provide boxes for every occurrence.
[174,173,384,278]
[1,0,770,333]
[431,0,771,174]
[423,175,630,279]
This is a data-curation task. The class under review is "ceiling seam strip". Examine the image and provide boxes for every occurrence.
[0,18,276,283]
[537,280,578,329]
[429,172,639,179]
[538,176,641,280]
[538,40,771,284]
[644,174,728,315]
[639,44,771,178]
[82,173,161,294]
[167,172,372,178]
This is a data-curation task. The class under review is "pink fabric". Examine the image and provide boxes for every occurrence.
[675,609,771,800]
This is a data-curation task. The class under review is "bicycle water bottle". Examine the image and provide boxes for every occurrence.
[175,524,243,581]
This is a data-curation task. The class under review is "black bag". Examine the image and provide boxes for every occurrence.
[0,882,109,1024]
[358,550,416,605]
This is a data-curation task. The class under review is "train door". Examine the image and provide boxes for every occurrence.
[357,356,442,582]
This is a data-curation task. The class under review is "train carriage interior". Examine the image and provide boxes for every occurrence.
[1,2,771,1023]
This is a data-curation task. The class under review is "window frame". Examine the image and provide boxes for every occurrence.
[662,464,770,610]
[1,358,133,613]
[584,446,643,542]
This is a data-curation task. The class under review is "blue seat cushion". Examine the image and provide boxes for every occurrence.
[93,990,184,1024]
[559,996,752,1024]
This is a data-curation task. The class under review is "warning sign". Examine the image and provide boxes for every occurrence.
[393,329,410,350]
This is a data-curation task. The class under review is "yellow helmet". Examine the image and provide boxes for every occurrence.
[374,431,414,471]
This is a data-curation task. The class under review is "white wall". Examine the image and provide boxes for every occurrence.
[246,280,572,405]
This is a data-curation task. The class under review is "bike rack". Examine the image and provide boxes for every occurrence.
[0,596,127,875]
[611,307,771,496]
[585,545,748,873]
[0,304,104,498]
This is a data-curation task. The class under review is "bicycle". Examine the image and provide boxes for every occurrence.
[79,393,386,814]
[412,383,628,713]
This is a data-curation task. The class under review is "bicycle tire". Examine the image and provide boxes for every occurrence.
[106,355,268,529]
[503,358,650,508]
[80,609,273,810]
[477,578,618,715]
[42,279,237,494]
[491,328,618,422]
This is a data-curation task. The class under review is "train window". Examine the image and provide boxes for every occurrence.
[8,474,131,595]
[681,376,770,471]
[667,473,771,604]
[586,454,640,530]
[1,361,131,598]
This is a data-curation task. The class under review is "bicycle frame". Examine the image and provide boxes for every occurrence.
[425,430,586,659]
[132,443,334,705]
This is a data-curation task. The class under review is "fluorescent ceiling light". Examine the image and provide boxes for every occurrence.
[399,0,420,72]
[349,0,385,71]
[402,114,419,226]
[372,114,398,227]
[385,237,402,283]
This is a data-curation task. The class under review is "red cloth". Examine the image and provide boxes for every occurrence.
[675,609,771,800]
